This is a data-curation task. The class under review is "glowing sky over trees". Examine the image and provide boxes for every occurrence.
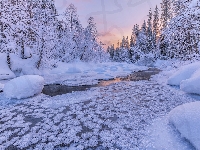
[55,0,162,48]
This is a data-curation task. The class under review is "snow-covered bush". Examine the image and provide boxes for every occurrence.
[9,54,40,76]
[167,62,200,86]
[0,53,16,80]
[169,102,200,150]
[4,75,44,99]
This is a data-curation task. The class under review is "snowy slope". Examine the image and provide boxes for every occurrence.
[169,102,200,150]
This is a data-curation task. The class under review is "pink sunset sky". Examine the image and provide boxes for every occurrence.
[55,0,162,48]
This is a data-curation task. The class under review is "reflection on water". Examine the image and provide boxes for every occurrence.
[43,68,160,96]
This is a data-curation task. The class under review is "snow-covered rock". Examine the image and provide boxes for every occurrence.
[0,53,16,80]
[4,75,44,99]
[167,62,200,86]
[169,102,200,150]
[180,69,200,95]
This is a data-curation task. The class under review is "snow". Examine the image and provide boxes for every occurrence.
[180,68,200,95]
[167,62,200,86]
[9,54,40,76]
[169,102,200,150]
[0,78,196,149]
[3,75,44,99]
[0,59,200,149]
[0,83,4,91]
[45,61,147,85]
[141,116,195,150]
[0,53,16,80]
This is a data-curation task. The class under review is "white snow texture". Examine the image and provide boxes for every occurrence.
[167,62,200,95]
[169,102,200,150]
[167,62,200,86]
[0,53,16,80]
[4,75,44,99]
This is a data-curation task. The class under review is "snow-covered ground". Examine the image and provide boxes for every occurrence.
[0,59,200,149]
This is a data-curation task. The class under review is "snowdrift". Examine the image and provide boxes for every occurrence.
[180,69,200,95]
[0,54,16,80]
[4,75,44,99]
[169,102,200,150]
[167,62,200,86]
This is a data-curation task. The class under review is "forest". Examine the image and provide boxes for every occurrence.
[107,0,200,63]
[0,0,109,70]
[1,0,199,71]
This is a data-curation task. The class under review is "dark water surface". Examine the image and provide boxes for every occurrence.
[42,68,160,96]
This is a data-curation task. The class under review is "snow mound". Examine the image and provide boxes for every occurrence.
[180,69,200,95]
[167,62,200,86]
[169,102,200,150]
[4,75,44,99]
[10,54,40,76]
[0,53,16,80]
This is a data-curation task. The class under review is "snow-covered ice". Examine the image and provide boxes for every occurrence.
[169,102,200,150]
[0,53,16,80]
[0,59,200,149]
[3,75,44,99]
[0,76,196,149]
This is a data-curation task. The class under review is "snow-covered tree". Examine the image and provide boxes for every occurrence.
[147,9,155,53]
[62,4,84,62]
[80,17,108,62]
[107,44,115,60]
[153,5,160,41]
[31,0,58,69]
[160,0,200,60]
[160,0,173,30]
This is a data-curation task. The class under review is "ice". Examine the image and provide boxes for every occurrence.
[167,62,200,86]
[3,75,44,99]
[0,53,16,80]
[169,102,200,150]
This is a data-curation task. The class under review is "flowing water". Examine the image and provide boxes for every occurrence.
[43,68,160,96]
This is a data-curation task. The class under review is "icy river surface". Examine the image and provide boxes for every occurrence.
[0,68,196,149]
